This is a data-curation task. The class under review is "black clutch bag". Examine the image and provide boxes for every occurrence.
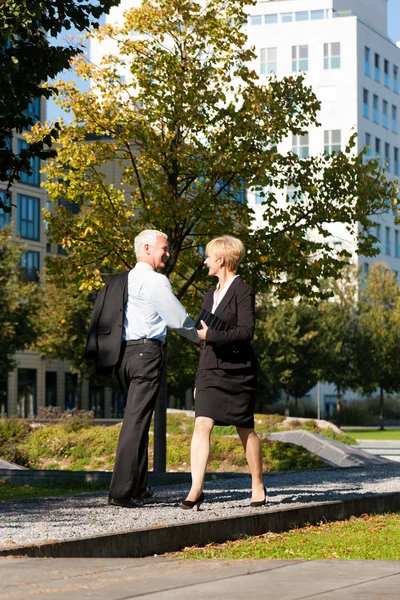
[194,308,231,332]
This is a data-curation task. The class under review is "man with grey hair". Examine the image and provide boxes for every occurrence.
[84,229,199,508]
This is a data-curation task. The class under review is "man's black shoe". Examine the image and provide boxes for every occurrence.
[108,497,144,508]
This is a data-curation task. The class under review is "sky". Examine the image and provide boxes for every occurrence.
[47,0,400,122]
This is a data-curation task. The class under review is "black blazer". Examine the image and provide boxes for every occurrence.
[198,276,257,371]
[84,271,129,373]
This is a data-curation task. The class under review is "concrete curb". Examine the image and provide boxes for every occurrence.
[1,491,399,558]
[0,469,243,487]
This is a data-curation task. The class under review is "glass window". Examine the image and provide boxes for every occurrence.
[255,189,265,205]
[17,194,40,240]
[89,383,105,418]
[17,139,40,187]
[0,376,7,416]
[21,251,40,282]
[23,98,41,131]
[395,230,400,258]
[65,373,78,411]
[324,42,340,69]
[384,59,390,87]
[394,65,399,93]
[0,190,11,229]
[363,89,369,118]
[374,53,380,82]
[395,147,399,175]
[286,187,303,203]
[17,368,37,418]
[386,226,391,255]
[46,372,58,407]
[265,14,278,24]
[383,100,388,128]
[292,133,309,158]
[260,47,277,75]
[364,47,370,77]
[295,11,308,22]
[365,133,371,156]
[281,13,293,23]
[392,105,398,133]
[324,130,341,153]
[375,223,381,251]
[250,15,262,25]
[385,142,390,171]
[375,137,381,156]
[292,45,308,72]
[311,10,324,20]
[373,94,379,124]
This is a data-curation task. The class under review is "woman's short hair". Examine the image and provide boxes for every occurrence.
[206,236,245,272]
[134,229,168,258]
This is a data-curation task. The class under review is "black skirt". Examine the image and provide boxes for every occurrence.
[194,367,257,428]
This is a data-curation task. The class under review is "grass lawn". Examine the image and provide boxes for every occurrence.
[170,513,400,560]
[344,429,400,441]
[0,479,108,501]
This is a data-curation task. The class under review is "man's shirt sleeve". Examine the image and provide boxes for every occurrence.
[148,276,200,343]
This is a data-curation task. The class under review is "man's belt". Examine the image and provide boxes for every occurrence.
[124,338,165,348]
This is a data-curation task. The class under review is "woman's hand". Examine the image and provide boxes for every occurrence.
[198,320,208,340]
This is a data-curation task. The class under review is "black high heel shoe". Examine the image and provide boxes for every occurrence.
[180,492,205,511]
[250,486,267,508]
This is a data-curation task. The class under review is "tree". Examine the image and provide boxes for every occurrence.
[317,266,361,424]
[34,279,96,409]
[0,0,120,202]
[254,297,320,416]
[0,226,42,377]
[29,0,396,304]
[28,0,396,462]
[357,262,400,429]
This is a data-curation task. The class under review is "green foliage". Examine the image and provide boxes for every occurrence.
[35,280,95,376]
[0,226,42,377]
[30,0,396,305]
[0,0,120,195]
[0,414,332,472]
[357,263,400,427]
[174,514,400,560]
[254,296,320,414]
[317,265,361,412]
[0,479,108,501]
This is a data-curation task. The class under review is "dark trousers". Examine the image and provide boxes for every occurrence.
[109,343,164,499]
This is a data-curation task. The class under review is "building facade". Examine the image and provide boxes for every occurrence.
[0,102,126,419]
[245,0,400,413]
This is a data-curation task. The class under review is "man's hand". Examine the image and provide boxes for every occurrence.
[198,320,208,340]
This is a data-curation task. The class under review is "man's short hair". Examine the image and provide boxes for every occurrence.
[206,236,245,272]
[134,230,168,258]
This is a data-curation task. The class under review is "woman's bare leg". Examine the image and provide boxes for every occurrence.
[185,416,215,501]
[237,427,265,502]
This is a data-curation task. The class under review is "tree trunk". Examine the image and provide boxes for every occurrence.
[153,345,168,472]
[379,386,385,431]
[335,387,341,427]
[285,390,290,417]
[294,396,298,416]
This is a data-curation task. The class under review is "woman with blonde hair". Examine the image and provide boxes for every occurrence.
[180,236,265,510]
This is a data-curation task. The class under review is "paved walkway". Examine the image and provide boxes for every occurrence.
[1,557,400,599]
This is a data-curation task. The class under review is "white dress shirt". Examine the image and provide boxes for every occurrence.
[123,262,200,343]
[211,275,239,313]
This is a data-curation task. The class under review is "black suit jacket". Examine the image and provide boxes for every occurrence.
[198,276,257,371]
[84,271,129,374]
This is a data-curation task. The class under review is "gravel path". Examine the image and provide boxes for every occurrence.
[1,464,400,548]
